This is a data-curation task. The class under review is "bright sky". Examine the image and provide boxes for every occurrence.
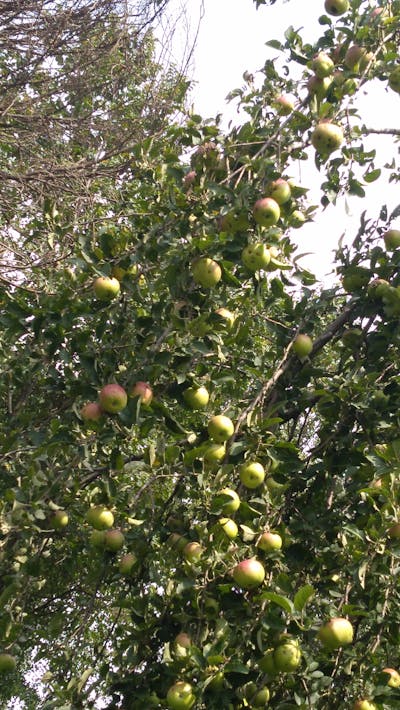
[163,0,400,280]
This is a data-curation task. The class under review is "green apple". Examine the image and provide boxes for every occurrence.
[290,210,306,228]
[353,700,377,710]
[317,617,354,649]
[218,517,239,540]
[258,650,278,675]
[99,384,127,413]
[311,122,344,155]
[242,243,271,271]
[253,198,280,227]
[119,552,137,575]
[166,681,195,709]
[384,229,400,250]
[324,0,349,16]
[251,687,271,706]
[382,668,400,687]
[130,381,153,405]
[216,488,240,514]
[86,506,114,530]
[274,94,294,115]
[167,533,189,553]
[203,442,226,463]
[93,276,120,301]
[0,653,16,673]
[293,334,313,358]
[239,461,266,489]
[342,328,363,349]
[256,531,282,552]
[183,385,209,409]
[312,52,334,78]
[80,401,103,422]
[273,641,301,672]
[232,558,265,589]
[103,529,125,552]
[307,75,333,98]
[192,257,222,288]
[208,415,234,443]
[342,267,370,293]
[214,308,236,329]
[183,541,203,563]
[389,67,400,94]
[49,509,69,530]
[89,530,106,548]
[267,178,292,205]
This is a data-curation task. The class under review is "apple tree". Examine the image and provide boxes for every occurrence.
[2,1,400,709]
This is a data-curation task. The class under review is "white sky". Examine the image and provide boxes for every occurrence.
[161,0,400,281]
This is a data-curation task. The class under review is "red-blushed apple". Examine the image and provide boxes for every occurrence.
[353,700,377,710]
[274,94,294,115]
[214,307,235,329]
[383,229,400,250]
[207,415,234,443]
[312,51,334,78]
[382,668,400,687]
[166,681,195,709]
[311,122,344,155]
[317,617,354,649]
[118,552,137,576]
[183,385,209,409]
[103,529,124,552]
[242,243,271,271]
[216,488,240,514]
[253,197,280,227]
[130,381,153,406]
[89,530,106,548]
[239,461,266,489]
[256,531,282,552]
[80,401,103,423]
[387,523,400,539]
[99,384,127,413]
[293,334,313,358]
[273,640,301,672]
[49,509,69,530]
[324,0,349,16]
[0,653,16,673]
[218,517,239,540]
[191,257,222,288]
[203,442,226,464]
[344,45,365,70]
[232,558,265,589]
[183,170,196,189]
[86,506,114,530]
[93,276,120,301]
[267,178,292,205]
[172,632,192,659]
[183,541,203,563]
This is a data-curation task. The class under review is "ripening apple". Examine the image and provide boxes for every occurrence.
[232,558,265,589]
[217,488,241,514]
[353,700,377,710]
[239,461,266,489]
[203,442,226,463]
[267,178,292,205]
[183,170,197,189]
[104,529,125,552]
[99,383,127,413]
[119,552,137,575]
[324,0,349,16]
[172,632,192,659]
[383,229,400,250]
[166,681,195,709]
[242,243,271,271]
[388,67,400,94]
[307,75,333,98]
[382,668,400,687]
[183,541,203,563]
[86,506,114,530]
[0,653,16,673]
[214,308,236,329]
[274,94,294,115]
[293,334,313,358]
[167,533,189,553]
[253,197,280,227]
[191,257,222,288]
[311,122,344,155]
[273,641,301,672]
[387,523,400,539]
[80,402,103,423]
[208,415,234,443]
[256,531,282,552]
[344,45,365,71]
[49,509,69,530]
[183,385,209,409]
[218,517,239,540]
[317,617,354,649]
[312,52,334,78]
[93,276,120,301]
[130,381,153,406]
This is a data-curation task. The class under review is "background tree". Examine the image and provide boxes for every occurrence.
[2,1,400,709]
